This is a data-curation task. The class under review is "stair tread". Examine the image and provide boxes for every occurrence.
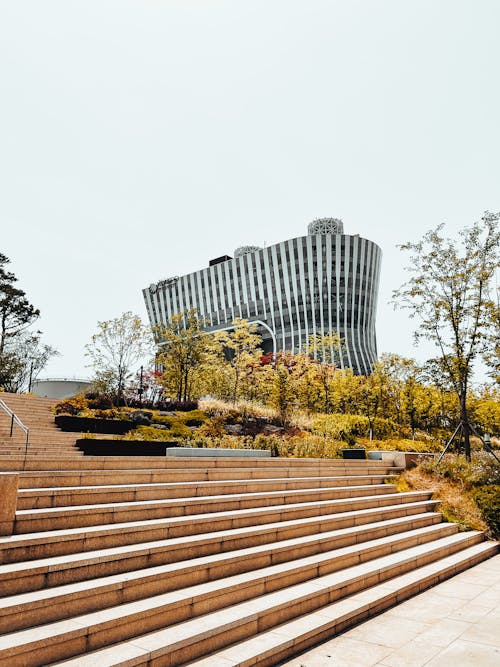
[18,474,391,494]
[0,532,483,657]
[0,497,437,554]
[0,511,441,577]
[13,489,417,521]
[185,541,499,667]
[0,523,456,616]
[15,484,396,516]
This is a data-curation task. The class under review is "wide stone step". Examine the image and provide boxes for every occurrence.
[13,485,410,533]
[17,476,395,509]
[0,497,437,564]
[0,523,458,634]
[185,541,499,667]
[0,455,403,473]
[0,532,485,667]
[0,510,443,595]
[17,466,400,489]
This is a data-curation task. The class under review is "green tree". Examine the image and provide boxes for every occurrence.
[269,358,296,426]
[307,332,343,412]
[0,253,39,358]
[85,312,153,402]
[156,310,208,402]
[0,331,58,393]
[216,319,263,403]
[393,212,500,460]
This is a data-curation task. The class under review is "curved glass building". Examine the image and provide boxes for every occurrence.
[143,218,382,375]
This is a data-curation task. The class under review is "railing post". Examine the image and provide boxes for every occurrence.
[10,413,14,437]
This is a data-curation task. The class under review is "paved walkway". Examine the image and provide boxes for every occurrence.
[281,552,500,667]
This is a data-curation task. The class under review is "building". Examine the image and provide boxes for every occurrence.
[32,378,92,399]
[143,218,382,375]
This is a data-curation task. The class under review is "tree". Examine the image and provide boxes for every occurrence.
[307,332,343,412]
[215,319,263,403]
[0,253,39,357]
[85,312,153,402]
[393,212,500,460]
[268,356,296,426]
[0,331,58,393]
[156,310,208,402]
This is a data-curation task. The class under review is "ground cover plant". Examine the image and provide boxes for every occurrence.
[397,452,500,538]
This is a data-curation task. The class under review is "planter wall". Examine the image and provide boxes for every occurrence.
[341,449,367,460]
[75,439,179,456]
[56,416,134,435]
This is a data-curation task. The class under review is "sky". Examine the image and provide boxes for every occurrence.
[1,0,499,382]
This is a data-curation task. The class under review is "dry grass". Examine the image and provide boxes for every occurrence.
[199,397,315,430]
[398,467,488,534]
[199,398,279,421]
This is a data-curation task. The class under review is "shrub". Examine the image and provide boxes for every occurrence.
[253,434,281,456]
[371,417,400,439]
[84,392,114,410]
[158,400,198,412]
[190,435,255,450]
[357,438,442,453]
[177,410,207,427]
[195,418,226,438]
[420,453,500,486]
[92,409,120,419]
[285,434,345,459]
[472,485,500,539]
[52,394,88,416]
[123,426,184,441]
[311,414,369,445]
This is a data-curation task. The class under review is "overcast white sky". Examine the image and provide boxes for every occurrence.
[1,1,499,381]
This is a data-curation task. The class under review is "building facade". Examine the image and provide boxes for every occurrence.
[143,218,382,375]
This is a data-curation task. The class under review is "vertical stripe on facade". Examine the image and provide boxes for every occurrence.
[144,233,381,375]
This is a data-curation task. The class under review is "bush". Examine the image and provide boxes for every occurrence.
[92,409,120,419]
[84,392,114,410]
[253,434,281,456]
[195,418,226,438]
[285,434,345,459]
[123,426,185,441]
[190,435,255,450]
[156,400,198,412]
[357,438,442,453]
[311,414,369,445]
[52,394,88,416]
[168,422,193,438]
[420,453,500,486]
[180,410,208,427]
[371,417,400,439]
[472,485,500,539]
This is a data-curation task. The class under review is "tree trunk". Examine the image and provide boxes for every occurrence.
[460,393,471,462]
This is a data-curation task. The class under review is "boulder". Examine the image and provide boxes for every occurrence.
[225,424,244,435]
[129,410,153,426]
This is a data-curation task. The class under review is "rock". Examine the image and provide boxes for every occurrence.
[158,411,178,417]
[263,424,284,434]
[224,424,244,435]
[129,410,153,426]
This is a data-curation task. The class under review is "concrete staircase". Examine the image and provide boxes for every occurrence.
[0,393,83,457]
[0,456,497,666]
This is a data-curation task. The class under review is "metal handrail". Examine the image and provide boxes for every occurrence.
[0,398,30,462]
